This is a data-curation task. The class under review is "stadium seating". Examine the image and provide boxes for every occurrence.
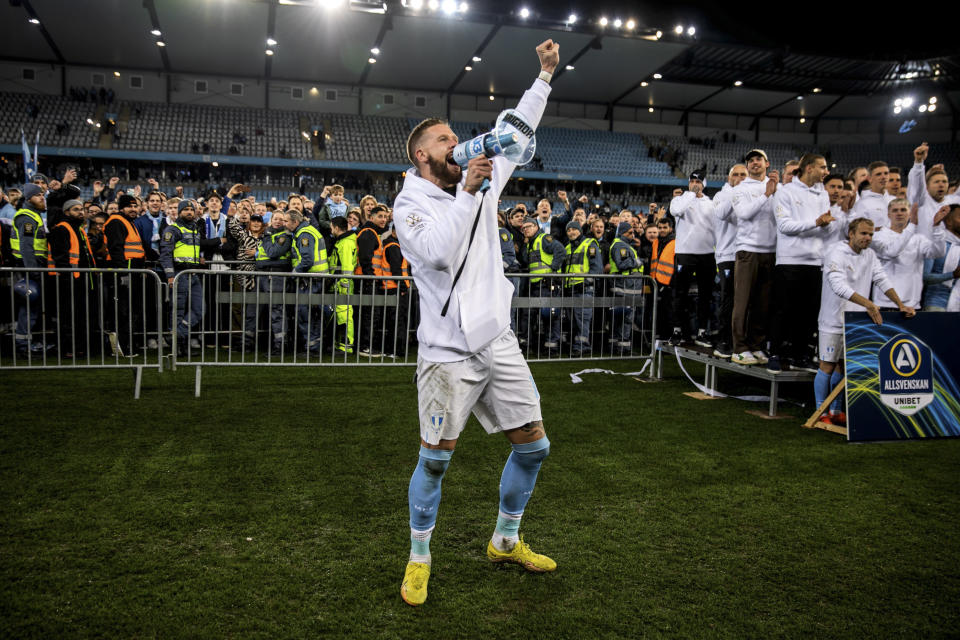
[3,92,959,185]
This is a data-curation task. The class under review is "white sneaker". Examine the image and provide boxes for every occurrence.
[752,350,769,365]
[733,350,759,365]
[544,341,559,349]
[190,338,202,349]
[147,338,159,349]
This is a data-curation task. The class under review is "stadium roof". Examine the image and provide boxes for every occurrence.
[2,0,958,121]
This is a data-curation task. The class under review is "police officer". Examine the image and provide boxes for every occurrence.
[609,221,643,354]
[382,224,411,358]
[562,220,602,355]
[520,216,565,353]
[10,183,48,355]
[286,209,329,355]
[255,210,293,356]
[47,198,97,356]
[160,199,224,356]
[329,216,358,354]
[499,218,522,334]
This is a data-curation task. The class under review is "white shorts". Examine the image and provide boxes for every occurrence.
[416,329,543,445]
[818,331,844,363]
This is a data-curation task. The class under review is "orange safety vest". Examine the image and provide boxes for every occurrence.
[354,226,385,277]
[104,214,146,262]
[382,240,410,289]
[47,221,95,278]
[651,237,676,285]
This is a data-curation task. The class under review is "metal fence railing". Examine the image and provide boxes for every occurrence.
[1,267,165,397]
[170,270,659,395]
[2,266,658,397]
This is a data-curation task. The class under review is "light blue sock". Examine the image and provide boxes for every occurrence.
[408,446,452,562]
[830,370,844,413]
[493,437,550,551]
[814,370,831,410]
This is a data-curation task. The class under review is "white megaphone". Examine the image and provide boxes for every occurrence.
[451,109,537,192]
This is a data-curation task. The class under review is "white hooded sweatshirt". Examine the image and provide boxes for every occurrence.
[394,78,550,362]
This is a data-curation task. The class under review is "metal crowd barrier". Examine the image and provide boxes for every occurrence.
[1,265,659,399]
[170,269,658,396]
[0,267,165,398]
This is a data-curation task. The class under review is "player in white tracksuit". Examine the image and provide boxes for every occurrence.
[814,217,915,425]
[870,198,948,309]
[394,40,560,607]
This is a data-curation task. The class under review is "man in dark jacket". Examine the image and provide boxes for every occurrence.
[47,199,97,355]
[355,204,388,356]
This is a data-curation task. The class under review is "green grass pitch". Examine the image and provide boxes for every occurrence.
[2,360,959,638]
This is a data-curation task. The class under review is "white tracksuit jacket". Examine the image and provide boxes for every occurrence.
[669,190,716,255]
[713,182,738,264]
[772,179,840,266]
[732,176,777,253]
[394,78,550,362]
[818,242,893,334]
[870,222,946,308]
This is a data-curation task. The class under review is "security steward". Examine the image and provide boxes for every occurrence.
[47,198,97,356]
[519,215,564,353]
[285,208,329,354]
[609,221,644,354]
[104,193,147,355]
[382,223,410,357]
[10,183,49,355]
[329,215,358,355]
[652,217,677,342]
[256,210,293,356]
[562,220,602,355]
[355,204,388,356]
[160,199,225,356]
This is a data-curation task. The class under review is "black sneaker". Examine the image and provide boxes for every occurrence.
[766,355,782,373]
[694,329,713,348]
[713,342,732,358]
[791,356,819,374]
[669,328,684,346]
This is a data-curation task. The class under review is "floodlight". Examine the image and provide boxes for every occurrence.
[652,73,662,79]
[929,97,937,104]
[266,49,274,55]
[441,0,455,14]
[893,106,902,114]
[928,104,937,112]
[734,80,742,86]
[625,19,635,30]
[919,105,927,113]
[565,65,574,71]
[267,38,277,46]
[519,7,530,18]
[472,56,481,62]
[674,25,683,34]
[687,26,695,35]
[28,18,39,25]
[368,57,376,63]
[567,14,577,24]
[371,47,380,55]
[902,97,913,107]
[613,19,622,28]
[151,29,161,36]
[599,17,608,26]
[464,65,472,71]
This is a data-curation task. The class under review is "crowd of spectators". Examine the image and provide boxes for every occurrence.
[2,140,959,394]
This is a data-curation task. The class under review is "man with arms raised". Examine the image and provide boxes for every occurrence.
[908,143,951,239]
[394,39,560,606]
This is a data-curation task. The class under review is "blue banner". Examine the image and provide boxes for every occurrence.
[21,129,38,181]
[844,312,960,441]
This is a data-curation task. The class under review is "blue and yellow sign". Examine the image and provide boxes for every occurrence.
[845,312,960,442]
[877,334,933,415]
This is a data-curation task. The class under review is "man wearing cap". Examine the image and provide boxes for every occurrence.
[562,220,602,355]
[47,198,97,355]
[730,149,779,366]
[520,215,565,352]
[608,221,644,354]
[10,183,49,355]
[668,171,717,348]
[160,199,226,356]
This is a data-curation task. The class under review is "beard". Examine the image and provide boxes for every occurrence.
[427,151,462,187]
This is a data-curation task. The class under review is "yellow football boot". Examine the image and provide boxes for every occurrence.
[486,536,556,572]
[400,561,430,606]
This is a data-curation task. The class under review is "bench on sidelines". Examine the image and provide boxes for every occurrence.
[655,343,815,417]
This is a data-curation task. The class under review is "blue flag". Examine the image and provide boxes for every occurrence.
[21,129,38,180]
